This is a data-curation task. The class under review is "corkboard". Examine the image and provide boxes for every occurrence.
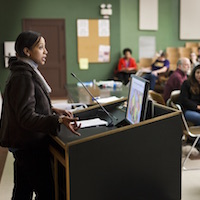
[77,19,110,63]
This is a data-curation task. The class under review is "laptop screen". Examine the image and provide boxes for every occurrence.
[126,75,149,124]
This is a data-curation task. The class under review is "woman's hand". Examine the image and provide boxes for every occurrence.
[52,107,73,117]
[61,116,81,136]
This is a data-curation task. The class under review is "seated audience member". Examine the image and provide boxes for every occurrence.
[197,47,200,63]
[163,57,190,102]
[116,48,137,85]
[189,52,199,75]
[179,65,200,125]
[142,52,170,90]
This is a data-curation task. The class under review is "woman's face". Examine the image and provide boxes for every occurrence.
[29,37,48,65]
[125,51,132,59]
[195,69,200,83]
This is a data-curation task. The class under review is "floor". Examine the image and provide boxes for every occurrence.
[0,147,200,200]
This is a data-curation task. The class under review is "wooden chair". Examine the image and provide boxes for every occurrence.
[148,90,165,105]
[138,58,153,69]
[175,104,200,170]
[166,47,178,54]
[185,42,198,48]
[178,47,191,58]
[191,47,198,55]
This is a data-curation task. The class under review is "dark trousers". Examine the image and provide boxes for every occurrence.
[12,148,55,200]
[142,73,158,90]
[117,72,131,85]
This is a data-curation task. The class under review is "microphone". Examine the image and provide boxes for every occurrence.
[71,72,117,126]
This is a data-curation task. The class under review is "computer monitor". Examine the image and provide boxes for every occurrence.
[126,75,149,124]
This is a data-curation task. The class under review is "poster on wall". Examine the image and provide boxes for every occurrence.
[139,0,158,30]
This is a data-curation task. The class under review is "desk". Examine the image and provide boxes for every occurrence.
[50,100,182,200]
[66,84,129,105]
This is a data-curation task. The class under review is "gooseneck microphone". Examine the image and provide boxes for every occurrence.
[71,72,117,126]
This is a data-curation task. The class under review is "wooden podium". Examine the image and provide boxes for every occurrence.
[49,99,183,200]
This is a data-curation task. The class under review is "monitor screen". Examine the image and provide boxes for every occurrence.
[126,75,149,124]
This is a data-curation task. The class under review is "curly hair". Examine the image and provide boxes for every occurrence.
[123,48,132,55]
[189,64,200,94]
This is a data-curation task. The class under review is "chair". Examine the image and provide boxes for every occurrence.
[138,58,153,69]
[166,47,178,55]
[191,47,198,55]
[175,104,200,170]
[166,90,180,107]
[185,42,198,48]
[178,47,191,58]
[148,90,165,105]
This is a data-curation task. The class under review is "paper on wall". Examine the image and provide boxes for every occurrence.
[4,41,15,68]
[98,45,110,62]
[79,58,89,70]
[98,20,110,37]
[77,19,89,37]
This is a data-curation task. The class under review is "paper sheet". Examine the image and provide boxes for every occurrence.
[77,19,89,37]
[79,58,89,70]
[98,45,110,62]
[75,118,108,128]
[94,96,120,104]
[98,20,110,37]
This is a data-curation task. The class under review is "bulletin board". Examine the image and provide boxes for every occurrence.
[77,19,110,63]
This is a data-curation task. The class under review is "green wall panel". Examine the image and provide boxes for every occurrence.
[120,0,200,62]
[0,0,120,90]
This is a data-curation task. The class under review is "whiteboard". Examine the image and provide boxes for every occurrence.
[180,0,200,40]
[139,0,158,30]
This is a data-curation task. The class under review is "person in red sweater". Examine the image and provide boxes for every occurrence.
[116,48,137,84]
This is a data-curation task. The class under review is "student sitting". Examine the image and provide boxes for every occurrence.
[116,48,137,85]
[179,65,200,125]
[163,57,190,102]
[189,52,199,75]
[142,52,170,90]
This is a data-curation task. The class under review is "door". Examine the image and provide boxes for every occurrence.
[23,19,67,98]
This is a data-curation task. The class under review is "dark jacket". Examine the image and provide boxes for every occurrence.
[0,60,60,149]
[163,69,187,102]
[179,80,200,112]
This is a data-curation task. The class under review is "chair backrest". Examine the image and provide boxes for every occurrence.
[185,42,198,48]
[167,56,179,65]
[191,47,198,55]
[178,47,191,58]
[138,58,153,69]
[149,90,165,105]
[166,47,178,54]
[175,104,190,135]
[170,90,180,103]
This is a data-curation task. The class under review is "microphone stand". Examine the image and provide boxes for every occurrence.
[71,72,117,126]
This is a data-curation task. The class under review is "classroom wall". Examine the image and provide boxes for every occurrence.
[0,0,120,90]
[120,0,200,62]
